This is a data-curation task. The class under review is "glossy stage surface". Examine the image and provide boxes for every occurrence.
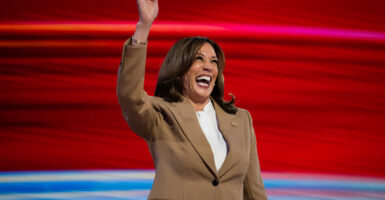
[1,170,384,200]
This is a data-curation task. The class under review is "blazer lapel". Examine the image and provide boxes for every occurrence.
[212,100,239,178]
[170,97,218,177]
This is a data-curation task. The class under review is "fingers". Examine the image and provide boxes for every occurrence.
[137,0,159,25]
[133,0,158,43]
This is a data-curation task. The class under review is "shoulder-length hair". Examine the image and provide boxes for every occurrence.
[155,36,237,114]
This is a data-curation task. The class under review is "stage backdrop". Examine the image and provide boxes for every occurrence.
[1,0,385,178]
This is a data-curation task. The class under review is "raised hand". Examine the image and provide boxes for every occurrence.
[132,0,159,45]
[137,0,159,25]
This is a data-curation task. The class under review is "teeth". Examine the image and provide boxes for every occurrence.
[197,82,209,86]
[196,75,211,82]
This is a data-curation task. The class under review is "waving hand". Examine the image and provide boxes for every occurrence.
[132,0,159,44]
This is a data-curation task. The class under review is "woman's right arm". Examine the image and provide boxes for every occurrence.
[132,0,158,46]
[117,0,159,140]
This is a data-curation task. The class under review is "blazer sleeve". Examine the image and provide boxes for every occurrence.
[117,39,161,141]
[243,111,268,200]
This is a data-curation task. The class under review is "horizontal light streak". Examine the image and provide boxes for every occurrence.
[1,22,384,40]
[0,40,119,47]
[1,170,384,190]
[0,170,384,200]
[0,190,150,200]
[0,170,155,183]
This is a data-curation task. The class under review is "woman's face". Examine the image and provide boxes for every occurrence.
[182,42,218,104]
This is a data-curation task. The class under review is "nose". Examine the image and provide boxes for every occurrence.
[202,60,214,72]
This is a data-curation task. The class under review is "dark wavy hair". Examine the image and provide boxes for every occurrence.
[155,36,237,114]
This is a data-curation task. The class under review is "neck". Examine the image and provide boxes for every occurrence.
[185,96,210,111]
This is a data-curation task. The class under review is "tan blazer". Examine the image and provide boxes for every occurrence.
[117,39,267,200]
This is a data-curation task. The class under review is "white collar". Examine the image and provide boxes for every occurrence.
[197,99,213,113]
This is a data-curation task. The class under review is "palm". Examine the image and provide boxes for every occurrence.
[137,0,159,24]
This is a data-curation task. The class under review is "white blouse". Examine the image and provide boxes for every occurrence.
[196,100,228,172]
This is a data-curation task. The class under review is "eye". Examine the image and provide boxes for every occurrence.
[212,59,218,64]
[196,56,203,60]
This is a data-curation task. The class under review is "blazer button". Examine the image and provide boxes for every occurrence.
[212,179,219,186]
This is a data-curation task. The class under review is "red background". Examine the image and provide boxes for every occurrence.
[1,0,385,177]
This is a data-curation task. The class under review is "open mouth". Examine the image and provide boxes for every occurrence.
[196,75,211,87]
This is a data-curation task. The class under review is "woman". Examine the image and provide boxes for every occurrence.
[117,0,267,199]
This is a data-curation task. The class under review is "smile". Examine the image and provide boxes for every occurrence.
[196,75,211,87]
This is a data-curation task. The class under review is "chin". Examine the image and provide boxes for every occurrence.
[190,83,214,102]
[196,90,213,100]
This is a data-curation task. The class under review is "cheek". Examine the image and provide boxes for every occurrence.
[213,68,219,79]
[182,73,193,88]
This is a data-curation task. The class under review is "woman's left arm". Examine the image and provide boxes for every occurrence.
[243,111,268,200]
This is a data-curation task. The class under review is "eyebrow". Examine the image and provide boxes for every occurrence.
[197,53,217,59]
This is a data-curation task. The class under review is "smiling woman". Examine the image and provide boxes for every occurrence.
[182,43,220,110]
[154,37,236,113]
[116,0,267,199]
